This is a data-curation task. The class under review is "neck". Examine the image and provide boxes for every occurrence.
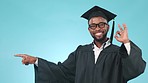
[94,38,108,48]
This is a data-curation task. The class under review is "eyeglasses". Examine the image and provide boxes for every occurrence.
[89,22,109,30]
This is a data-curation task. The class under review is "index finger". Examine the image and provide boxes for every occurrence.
[14,54,26,58]
[118,24,123,31]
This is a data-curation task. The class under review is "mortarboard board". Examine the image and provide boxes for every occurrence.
[81,6,117,44]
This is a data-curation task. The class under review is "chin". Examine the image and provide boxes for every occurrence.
[93,35,107,42]
[91,32,108,42]
[96,38,105,42]
[93,37,104,42]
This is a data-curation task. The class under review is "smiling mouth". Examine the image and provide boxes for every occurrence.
[95,32,103,36]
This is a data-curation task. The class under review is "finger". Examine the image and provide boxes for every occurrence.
[115,31,121,38]
[14,54,26,58]
[114,31,119,38]
[123,24,128,30]
[118,24,123,31]
[25,63,29,65]
[116,31,121,36]
[22,58,29,65]
[15,54,29,61]
[114,33,119,40]
[114,31,122,41]
[22,60,29,65]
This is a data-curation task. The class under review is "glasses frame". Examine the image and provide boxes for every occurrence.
[89,22,109,30]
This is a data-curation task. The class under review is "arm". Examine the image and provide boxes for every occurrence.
[120,41,146,80]
[115,24,146,80]
[34,52,76,83]
[15,50,77,83]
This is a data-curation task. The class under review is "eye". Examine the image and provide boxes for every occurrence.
[99,22,105,27]
[89,25,96,27]
[89,24,97,30]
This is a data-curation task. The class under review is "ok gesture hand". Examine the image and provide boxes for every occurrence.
[115,24,130,44]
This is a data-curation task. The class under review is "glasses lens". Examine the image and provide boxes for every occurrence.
[98,22,105,28]
[89,24,97,30]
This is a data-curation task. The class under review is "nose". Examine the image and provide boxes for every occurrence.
[95,25,100,30]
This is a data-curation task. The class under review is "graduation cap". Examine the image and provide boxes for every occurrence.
[81,6,117,44]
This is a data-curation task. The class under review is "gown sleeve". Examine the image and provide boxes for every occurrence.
[120,41,146,81]
[34,50,77,83]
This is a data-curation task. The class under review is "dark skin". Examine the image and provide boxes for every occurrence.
[88,17,109,48]
[15,16,130,65]
[88,16,130,48]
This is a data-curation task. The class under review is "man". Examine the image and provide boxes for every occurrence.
[15,6,146,83]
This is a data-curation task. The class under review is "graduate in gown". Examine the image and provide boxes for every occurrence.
[15,6,146,83]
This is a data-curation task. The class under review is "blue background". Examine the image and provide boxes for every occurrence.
[0,0,147,83]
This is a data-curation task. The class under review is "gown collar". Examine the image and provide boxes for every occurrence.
[93,39,111,50]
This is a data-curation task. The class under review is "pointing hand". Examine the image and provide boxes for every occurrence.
[15,54,37,65]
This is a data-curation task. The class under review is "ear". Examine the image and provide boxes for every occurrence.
[88,27,91,32]
[106,25,110,32]
[107,25,110,30]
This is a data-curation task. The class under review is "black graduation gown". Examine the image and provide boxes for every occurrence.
[34,41,146,83]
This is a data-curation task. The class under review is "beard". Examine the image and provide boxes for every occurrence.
[92,32,108,42]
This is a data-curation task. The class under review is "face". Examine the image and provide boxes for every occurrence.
[88,16,109,42]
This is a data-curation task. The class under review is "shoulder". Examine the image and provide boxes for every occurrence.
[110,44,120,49]
[103,44,120,53]
[75,43,120,52]
[75,43,93,52]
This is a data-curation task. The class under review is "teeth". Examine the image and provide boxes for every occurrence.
[95,32,102,36]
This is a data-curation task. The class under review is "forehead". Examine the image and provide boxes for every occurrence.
[88,16,107,24]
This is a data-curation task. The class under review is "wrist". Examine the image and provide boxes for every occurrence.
[123,39,130,44]
[31,57,38,64]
